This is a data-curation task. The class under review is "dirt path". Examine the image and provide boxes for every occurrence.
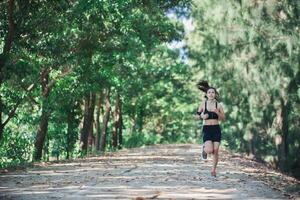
[0,144,299,200]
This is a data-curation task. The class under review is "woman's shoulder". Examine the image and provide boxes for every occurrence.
[216,101,224,109]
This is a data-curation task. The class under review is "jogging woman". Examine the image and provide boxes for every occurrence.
[196,80,225,177]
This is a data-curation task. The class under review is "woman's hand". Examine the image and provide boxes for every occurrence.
[212,107,225,121]
[201,113,209,120]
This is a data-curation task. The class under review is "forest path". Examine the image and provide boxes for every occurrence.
[0,144,299,200]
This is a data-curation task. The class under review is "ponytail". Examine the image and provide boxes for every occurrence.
[197,80,210,93]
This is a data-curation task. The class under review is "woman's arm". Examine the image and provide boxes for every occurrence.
[198,101,209,120]
[196,101,207,120]
[197,102,204,113]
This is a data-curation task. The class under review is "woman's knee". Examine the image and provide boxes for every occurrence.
[205,147,213,154]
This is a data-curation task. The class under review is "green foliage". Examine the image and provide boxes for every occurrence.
[187,0,300,178]
[0,126,33,168]
[0,0,193,167]
[2,0,298,180]
[124,131,163,148]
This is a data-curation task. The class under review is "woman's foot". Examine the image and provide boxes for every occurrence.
[201,145,207,160]
[211,171,217,177]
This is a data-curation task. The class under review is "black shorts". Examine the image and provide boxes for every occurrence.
[202,125,221,143]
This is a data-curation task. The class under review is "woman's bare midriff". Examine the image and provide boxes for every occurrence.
[204,119,219,125]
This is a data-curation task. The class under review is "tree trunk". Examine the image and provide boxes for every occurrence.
[118,98,123,149]
[112,93,120,148]
[100,89,111,152]
[0,76,4,141]
[80,96,90,154]
[34,68,51,161]
[0,0,16,142]
[88,94,96,150]
[95,92,103,151]
[66,104,78,159]
[276,98,290,171]
[66,115,71,159]
[66,110,73,159]
[137,107,144,133]
[80,92,96,155]
[249,136,255,157]
[34,101,51,161]
[280,98,289,170]
[0,124,4,142]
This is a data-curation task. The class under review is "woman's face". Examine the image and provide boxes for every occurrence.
[207,88,216,100]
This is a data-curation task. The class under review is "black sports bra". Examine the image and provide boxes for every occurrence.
[204,101,219,120]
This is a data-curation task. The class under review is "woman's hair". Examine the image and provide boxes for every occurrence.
[197,80,219,100]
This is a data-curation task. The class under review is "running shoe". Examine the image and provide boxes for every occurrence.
[201,145,207,160]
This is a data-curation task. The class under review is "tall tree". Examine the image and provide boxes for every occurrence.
[187,0,300,176]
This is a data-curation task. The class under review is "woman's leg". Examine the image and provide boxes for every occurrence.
[204,140,213,154]
[211,142,220,176]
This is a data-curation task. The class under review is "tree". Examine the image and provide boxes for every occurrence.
[187,0,300,177]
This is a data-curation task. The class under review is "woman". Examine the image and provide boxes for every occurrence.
[196,80,225,177]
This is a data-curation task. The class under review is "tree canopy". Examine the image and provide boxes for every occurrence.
[0,0,299,179]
